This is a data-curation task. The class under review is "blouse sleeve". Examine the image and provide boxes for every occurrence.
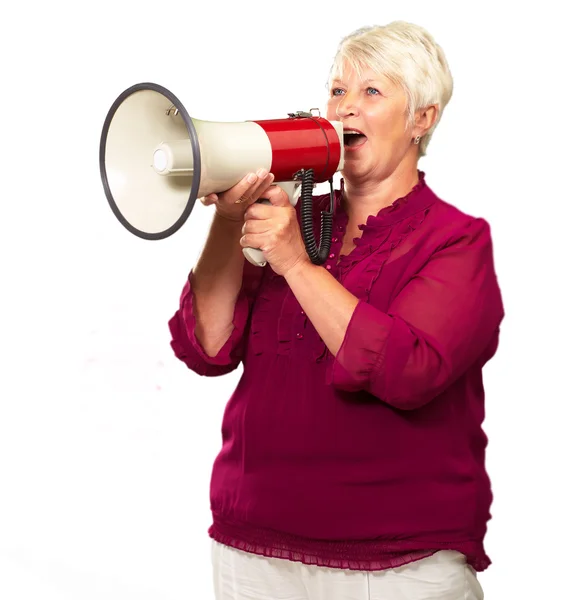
[168,260,263,377]
[329,217,504,409]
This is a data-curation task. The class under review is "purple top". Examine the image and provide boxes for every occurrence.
[168,172,504,572]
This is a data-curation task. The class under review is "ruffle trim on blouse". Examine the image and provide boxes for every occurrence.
[277,287,300,356]
[208,519,491,572]
[360,170,427,225]
[349,207,431,301]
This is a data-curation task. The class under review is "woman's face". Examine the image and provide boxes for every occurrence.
[326,63,415,183]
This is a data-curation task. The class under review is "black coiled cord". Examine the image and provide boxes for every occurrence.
[297,168,335,265]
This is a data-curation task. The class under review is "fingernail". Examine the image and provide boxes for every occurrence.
[247,173,257,184]
[257,168,268,178]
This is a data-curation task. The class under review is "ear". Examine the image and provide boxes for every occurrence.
[413,104,438,138]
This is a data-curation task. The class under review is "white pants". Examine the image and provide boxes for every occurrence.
[212,541,484,600]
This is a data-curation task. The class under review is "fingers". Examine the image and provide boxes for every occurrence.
[200,193,218,206]
[199,172,263,207]
[243,171,275,205]
[199,169,281,215]
[244,183,292,224]
[241,215,271,235]
[229,169,271,205]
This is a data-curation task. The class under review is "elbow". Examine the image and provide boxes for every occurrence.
[195,323,234,358]
[379,389,437,411]
[331,365,445,410]
[170,339,240,377]
[168,316,241,377]
[370,358,453,411]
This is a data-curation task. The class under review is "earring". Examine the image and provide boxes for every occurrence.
[414,135,421,145]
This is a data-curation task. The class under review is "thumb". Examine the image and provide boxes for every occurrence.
[261,184,290,207]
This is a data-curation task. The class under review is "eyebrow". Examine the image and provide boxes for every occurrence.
[331,78,382,85]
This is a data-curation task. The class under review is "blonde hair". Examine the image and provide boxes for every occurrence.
[328,21,453,157]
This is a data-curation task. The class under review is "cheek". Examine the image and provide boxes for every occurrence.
[369,109,409,146]
[325,101,337,121]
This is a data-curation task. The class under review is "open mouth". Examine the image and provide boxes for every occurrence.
[343,129,367,149]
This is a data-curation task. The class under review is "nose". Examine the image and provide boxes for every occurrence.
[335,91,359,119]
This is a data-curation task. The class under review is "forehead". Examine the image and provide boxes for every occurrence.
[330,63,393,88]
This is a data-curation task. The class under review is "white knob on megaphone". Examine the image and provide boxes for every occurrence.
[99,82,344,267]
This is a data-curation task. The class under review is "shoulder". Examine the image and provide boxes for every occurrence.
[422,186,494,252]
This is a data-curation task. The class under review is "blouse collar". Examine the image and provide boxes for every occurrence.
[336,170,430,230]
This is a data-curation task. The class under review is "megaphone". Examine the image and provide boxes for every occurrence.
[99,82,345,267]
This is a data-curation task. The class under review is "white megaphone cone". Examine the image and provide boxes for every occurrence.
[99,82,345,267]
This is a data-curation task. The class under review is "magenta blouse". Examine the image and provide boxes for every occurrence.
[168,171,504,572]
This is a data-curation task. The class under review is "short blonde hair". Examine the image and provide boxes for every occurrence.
[328,21,453,157]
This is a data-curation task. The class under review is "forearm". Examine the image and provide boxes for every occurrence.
[192,213,247,355]
[284,261,359,357]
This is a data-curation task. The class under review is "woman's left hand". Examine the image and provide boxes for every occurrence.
[241,181,310,277]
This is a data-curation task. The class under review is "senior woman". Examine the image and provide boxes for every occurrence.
[168,20,503,600]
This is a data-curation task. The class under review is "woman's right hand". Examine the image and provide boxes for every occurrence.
[200,168,275,222]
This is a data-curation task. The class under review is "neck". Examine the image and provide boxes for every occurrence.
[341,160,420,223]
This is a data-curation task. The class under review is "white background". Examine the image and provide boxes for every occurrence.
[1,1,568,598]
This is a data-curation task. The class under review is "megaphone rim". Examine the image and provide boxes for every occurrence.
[99,81,202,240]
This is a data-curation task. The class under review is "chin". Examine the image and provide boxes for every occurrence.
[341,160,375,182]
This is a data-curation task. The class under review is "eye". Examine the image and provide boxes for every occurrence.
[367,87,380,95]
[331,88,345,96]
